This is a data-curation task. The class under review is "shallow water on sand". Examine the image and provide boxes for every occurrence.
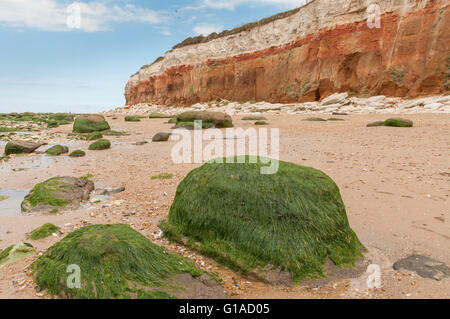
[0,190,29,216]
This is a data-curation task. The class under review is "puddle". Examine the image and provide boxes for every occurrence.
[0,154,59,172]
[0,190,29,216]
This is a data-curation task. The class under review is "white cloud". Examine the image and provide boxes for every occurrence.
[193,23,223,36]
[0,0,168,32]
[199,0,306,10]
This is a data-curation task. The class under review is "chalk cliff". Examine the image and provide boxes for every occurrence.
[125,0,450,106]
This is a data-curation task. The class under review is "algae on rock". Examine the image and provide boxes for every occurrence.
[161,156,365,284]
[32,224,224,299]
[73,115,110,133]
[21,176,94,213]
[27,223,61,240]
[0,243,35,269]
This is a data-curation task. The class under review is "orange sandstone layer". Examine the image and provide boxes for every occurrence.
[125,0,450,106]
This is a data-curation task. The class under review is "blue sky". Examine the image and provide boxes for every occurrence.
[0,0,305,114]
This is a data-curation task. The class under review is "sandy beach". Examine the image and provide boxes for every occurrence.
[0,112,448,299]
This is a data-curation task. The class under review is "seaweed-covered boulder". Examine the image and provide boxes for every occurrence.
[149,113,173,119]
[27,223,60,240]
[0,243,35,269]
[73,115,110,133]
[242,116,267,121]
[32,224,224,299]
[21,177,94,213]
[4,140,44,156]
[255,121,268,125]
[383,118,413,127]
[161,156,364,284]
[367,118,413,128]
[152,132,171,142]
[88,139,111,150]
[175,111,233,129]
[85,131,103,141]
[45,145,69,156]
[303,117,327,122]
[69,150,86,158]
[125,116,141,122]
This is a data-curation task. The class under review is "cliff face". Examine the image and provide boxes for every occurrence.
[125,0,450,106]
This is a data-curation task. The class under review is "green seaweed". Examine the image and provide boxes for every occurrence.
[88,139,111,151]
[27,223,60,240]
[32,224,206,299]
[125,116,141,122]
[21,177,71,210]
[152,173,174,180]
[45,145,69,156]
[85,132,103,141]
[161,156,364,284]
[73,116,110,133]
[69,150,86,158]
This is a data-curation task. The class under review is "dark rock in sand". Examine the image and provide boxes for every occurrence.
[152,132,171,142]
[332,112,348,116]
[4,140,44,156]
[96,187,126,196]
[393,255,449,281]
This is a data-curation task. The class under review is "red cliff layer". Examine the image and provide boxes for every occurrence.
[125,1,450,106]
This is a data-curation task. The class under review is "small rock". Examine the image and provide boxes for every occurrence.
[152,132,171,142]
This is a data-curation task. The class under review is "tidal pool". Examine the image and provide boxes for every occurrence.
[0,190,29,216]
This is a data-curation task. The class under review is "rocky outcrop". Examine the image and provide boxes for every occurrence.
[125,0,450,106]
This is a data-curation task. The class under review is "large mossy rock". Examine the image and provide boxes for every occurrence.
[4,140,43,156]
[161,156,364,284]
[21,177,94,213]
[175,111,233,129]
[32,224,224,299]
[0,243,35,269]
[73,115,110,133]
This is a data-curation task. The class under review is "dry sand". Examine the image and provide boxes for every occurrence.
[0,113,449,299]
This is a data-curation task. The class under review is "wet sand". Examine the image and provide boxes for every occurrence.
[0,113,449,299]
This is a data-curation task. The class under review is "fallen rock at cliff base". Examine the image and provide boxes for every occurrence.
[73,115,110,133]
[161,156,365,285]
[31,224,224,299]
[321,93,349,106]
[4,140,44,156]
[21,176,94,213]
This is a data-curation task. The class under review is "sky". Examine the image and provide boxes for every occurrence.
[0,0,307,114]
